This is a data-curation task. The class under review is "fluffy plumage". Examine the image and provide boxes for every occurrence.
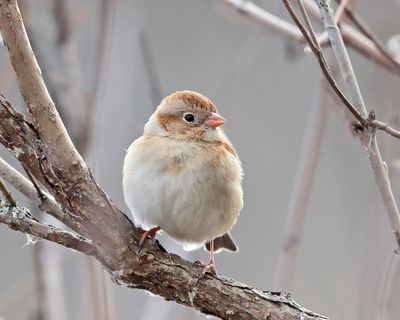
[122,91,243,266]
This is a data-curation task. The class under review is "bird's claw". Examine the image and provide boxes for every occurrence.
[194,260,217,285]
[137,226,161,253]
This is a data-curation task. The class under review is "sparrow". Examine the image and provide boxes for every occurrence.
[122,90,243,274]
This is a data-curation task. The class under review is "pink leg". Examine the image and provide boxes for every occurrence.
[200,239,216,275]
[139,226,161,246]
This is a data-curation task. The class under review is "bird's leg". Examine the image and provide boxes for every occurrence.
[199,240,217,276]
[139,226,161,247]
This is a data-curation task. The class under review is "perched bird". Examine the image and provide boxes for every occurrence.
[122,90,243,273]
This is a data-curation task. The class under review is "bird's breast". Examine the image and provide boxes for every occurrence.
[122,135,243,244]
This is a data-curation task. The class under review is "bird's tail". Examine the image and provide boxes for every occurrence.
[205,233,238,253]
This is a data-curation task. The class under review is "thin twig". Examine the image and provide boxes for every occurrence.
[281,0,365,125]
[282,0,400,141]
[220,0,400,75]
[0,157,65,222]
[295,0,318,46]
[0,205,95,255]
[337,0,400,70]
[221,0,304,41]
[314,0,400,250]
[302,0,400,74]
[334,0,349,23]
[24,166,46,201]
[370,120,400,139]
[0,177,17,207]
[0,1,327,315]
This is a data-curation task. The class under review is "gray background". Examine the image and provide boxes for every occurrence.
[1,0,400,319]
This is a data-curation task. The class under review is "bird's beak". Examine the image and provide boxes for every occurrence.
[205,112,225,128]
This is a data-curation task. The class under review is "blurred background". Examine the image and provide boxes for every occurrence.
[1,0,400,319]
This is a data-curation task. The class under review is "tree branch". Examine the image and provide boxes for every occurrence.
[0,155,66,222]
[0,1,327,318]
[282,0,365,125]
[0,0,80,168]
[0,205,95,255]
[313,0,400,249]
[220,0,400,75]
[0,177,17,207]
[0,85,327,320]
[281,0,400,142]
[337,0,400,71]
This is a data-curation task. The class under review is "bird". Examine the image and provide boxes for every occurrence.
[122,90,243,274]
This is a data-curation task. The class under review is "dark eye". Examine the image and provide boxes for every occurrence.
[184,113,195,123]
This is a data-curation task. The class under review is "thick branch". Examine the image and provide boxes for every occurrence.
[0,205,95,255]
[0,92,327,320]
[0,0,80,167]
[0,1,326,318]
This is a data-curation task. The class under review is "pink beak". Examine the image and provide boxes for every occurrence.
[205,112,225,128]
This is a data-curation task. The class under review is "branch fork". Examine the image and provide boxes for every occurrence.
[0,0,327,319]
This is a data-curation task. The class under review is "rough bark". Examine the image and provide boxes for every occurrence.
[0,205,95,255]
[0,1,326,319]
[0,93,326,320]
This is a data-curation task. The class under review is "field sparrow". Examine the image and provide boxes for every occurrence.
[122,91,243,273]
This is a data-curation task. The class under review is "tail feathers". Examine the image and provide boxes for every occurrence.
[205,233,238,253]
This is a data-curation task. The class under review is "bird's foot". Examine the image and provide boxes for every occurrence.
[194,260,217,284]
[200,261,216,276]
[138,226,161,248]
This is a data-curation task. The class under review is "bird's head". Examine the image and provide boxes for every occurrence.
[144,90,226,142]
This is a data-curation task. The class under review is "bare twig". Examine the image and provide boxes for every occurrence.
[274,78,330,291]
[282,0,400,142]
[305,0,348,50]
[302,0,400,74]
[220,0,400,75]
[221,0,304,41]
[313,1,366,115]
[0,157,65,222]
[314,0,400,250]
[370,120,400,139]
[0,206,95,255]
[0,83,328,320]
[0,1,326,318]
[0,1,80,168]
[282,0,365,125]
[295,0,318,46]
[334,0,349,23]
[0,177,17,207]
[337,0,400,70]
[24,166,46,201]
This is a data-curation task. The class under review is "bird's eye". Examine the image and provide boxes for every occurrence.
[183,113,195,123]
